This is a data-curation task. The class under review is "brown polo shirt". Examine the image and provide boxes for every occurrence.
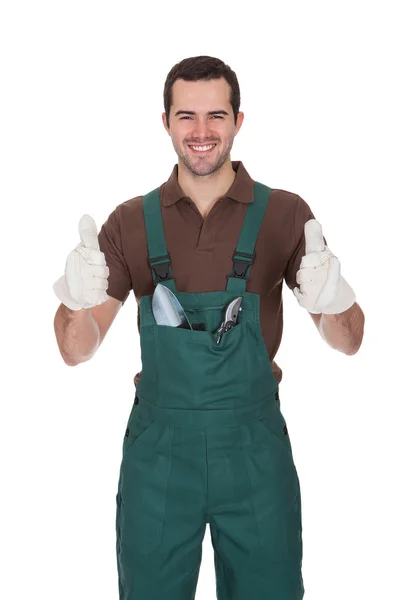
[98,161,321,384]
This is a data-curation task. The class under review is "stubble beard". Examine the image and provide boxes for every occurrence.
[175,137,234,178]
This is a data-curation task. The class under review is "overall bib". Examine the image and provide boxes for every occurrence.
[115,182,304,600]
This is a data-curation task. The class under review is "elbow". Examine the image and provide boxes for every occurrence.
[347,310,365,356]
[59,350,84,366]
[344,347,357,356]
[346,341,363,356]
[344,333,364,356]
[61,350,96,366]
[62,355,79,367]
[56,345,80,366]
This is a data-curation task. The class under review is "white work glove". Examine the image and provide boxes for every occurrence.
[293,219,356,314]
[53,214,109,310]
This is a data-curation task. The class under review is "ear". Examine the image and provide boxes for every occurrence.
[162,112,170,135]
[234,111,244,136]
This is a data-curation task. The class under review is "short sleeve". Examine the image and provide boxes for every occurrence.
[284,195,327,291]
[98,206,132,305]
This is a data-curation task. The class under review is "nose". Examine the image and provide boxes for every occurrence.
[190,117,214,143]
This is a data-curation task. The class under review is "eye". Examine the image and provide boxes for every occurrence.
[179,115,223,120]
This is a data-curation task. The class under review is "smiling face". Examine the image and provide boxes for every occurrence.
[162,77,244,177]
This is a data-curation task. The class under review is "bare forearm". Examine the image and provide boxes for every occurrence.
[54,303,100,366]
[312,302,365,355]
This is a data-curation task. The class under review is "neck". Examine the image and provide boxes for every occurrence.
[177,159,236,217]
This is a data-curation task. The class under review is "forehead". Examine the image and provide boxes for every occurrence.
[171,78,231,111]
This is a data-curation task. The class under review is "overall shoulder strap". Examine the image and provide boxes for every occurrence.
[226,182,272,294]
[142,188,177,292]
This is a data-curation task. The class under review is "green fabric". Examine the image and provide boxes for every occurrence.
[142,187,176,292]
[116,182,304,600]
[226,181,271,294]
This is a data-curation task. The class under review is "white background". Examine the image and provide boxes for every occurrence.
[1,1,399,598]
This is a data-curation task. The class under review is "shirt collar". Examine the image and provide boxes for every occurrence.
[160,160,255,206]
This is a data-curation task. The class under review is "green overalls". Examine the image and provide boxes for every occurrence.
[115,181,304,599]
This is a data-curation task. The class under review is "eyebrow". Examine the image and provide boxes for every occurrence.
[174,110,229,117]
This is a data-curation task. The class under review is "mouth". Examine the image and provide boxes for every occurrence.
[187,143,217,155]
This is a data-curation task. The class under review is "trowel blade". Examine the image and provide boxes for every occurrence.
[152,284,193,329]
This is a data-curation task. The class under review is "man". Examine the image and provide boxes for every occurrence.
[53,56,364,600]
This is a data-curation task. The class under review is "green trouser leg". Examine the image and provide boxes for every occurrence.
[116,411,207,599]
[116,396,303,599]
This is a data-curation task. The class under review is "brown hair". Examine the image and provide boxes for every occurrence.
[163,56,241,128]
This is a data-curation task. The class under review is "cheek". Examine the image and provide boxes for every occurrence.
[170,123,190,138]
[171,132,189,149]
[169,131,184,149]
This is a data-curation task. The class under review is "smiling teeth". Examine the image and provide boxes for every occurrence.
[190,144,216,151]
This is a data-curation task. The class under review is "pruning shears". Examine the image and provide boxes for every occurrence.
[216,297,242,344]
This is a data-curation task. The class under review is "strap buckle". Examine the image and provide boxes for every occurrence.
[229,249,256,279]
[149,254,172,281]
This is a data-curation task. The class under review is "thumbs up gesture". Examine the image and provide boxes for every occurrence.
[293,219,356,314]
[53,214,110,310]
